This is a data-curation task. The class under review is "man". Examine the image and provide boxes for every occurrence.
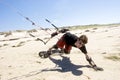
[48,32,88,54]
[40,32,103,71]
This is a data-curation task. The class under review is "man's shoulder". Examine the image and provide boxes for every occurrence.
[65,32,77,37]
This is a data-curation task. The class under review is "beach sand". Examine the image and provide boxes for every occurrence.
[0,26,120,80]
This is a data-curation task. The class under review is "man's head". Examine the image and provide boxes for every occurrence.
[75,35,88,48]
[79,35,88,44]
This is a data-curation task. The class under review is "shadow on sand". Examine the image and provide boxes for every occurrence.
[42,55,91,76]
[8,56,91,80]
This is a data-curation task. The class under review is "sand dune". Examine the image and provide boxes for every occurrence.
[0,26,120,80]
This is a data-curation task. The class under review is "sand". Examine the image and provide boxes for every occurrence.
[0,26,120,80]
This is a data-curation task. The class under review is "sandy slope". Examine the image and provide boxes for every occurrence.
[0,26,120,80]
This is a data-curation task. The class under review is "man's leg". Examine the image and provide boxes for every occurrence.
[64,44,72,54]
[48,44,58,51]
[47,35,65,54]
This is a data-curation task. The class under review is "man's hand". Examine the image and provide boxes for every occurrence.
[59,28,69,33]
[85,54,104,71]
[51,32,58,37]
[93,65,104,71]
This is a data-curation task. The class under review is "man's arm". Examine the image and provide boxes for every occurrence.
[80,46,97,67]
[79,46,103,71]
[85,54,97,67]
[51,28,69,38]
[84,54,104,71]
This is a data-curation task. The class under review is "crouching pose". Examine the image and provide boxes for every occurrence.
[45,32,103,71]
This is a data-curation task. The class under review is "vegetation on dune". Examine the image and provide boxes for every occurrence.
[63,23,120,30]
[104,55,120,61]
[0,23,120,34]
[12,41,25,47]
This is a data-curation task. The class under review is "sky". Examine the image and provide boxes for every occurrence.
[0,0,120,32]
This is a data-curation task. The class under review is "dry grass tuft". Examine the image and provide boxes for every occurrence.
[105,55,120,61]
[12,41,25,47]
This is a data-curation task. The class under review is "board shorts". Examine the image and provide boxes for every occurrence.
[56,35,72,53]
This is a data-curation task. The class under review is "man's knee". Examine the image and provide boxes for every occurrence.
[64,49,70,54]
